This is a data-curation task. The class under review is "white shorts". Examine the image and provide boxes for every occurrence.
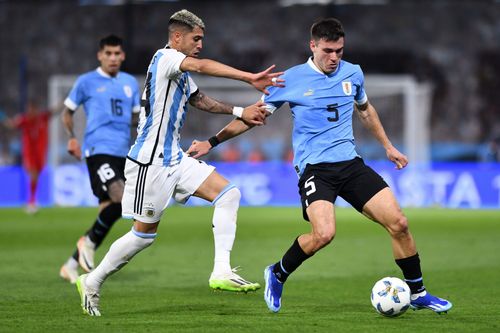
[122,155,215,223]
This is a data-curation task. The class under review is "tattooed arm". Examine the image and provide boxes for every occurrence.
[188,90,233,114]
[189,90,267,126]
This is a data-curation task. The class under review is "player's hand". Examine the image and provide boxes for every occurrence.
[186,140,211,159]
[386,146,408,170]
[249,65,285,95]
[67,138,82,160]
[240,101,268,126]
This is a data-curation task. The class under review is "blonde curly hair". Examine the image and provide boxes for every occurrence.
[169,9,205,31]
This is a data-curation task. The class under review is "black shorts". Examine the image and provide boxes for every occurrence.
[86,154,126,203]
[298,157,388,221]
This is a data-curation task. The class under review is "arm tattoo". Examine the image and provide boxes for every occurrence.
[355,102,369,120]
[357,102,368,111]
[189,91,233,114]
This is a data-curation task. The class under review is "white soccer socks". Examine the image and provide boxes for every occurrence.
[85,228,156,290]
[211,185,240,275]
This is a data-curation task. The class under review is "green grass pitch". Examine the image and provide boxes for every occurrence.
[0,206,499,332]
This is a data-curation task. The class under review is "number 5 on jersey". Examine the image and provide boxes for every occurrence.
[327,103,339,122]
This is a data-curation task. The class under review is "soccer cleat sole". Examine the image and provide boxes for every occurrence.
[410,303,452,314]
[209,280,261,293]
[411,306,449,315]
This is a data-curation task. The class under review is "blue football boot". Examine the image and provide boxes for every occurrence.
[264,265,284,313]
[410,291,452,314]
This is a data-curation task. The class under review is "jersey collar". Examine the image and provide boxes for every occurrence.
[96,67,119,79]
[307,57,340,76]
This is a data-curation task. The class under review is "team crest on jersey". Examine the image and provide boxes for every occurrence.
[342,81,352,95]
[123,85,133,98]
[342,81,352,96]
[97,86,106,93]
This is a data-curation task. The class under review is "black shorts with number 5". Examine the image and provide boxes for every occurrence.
[86,154,126,203]
[298,157,388,221]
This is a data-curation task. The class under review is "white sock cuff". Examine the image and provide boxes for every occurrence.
[212,185,241,206]
[131,227,157,239]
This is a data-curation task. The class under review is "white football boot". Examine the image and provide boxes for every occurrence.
[76,274,101,316]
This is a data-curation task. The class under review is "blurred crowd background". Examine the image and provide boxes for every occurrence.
[0,0,499,165]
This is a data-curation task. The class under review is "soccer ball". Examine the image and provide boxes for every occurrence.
[371,277,411,317]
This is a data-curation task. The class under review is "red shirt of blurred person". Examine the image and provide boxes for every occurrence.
[13,102,50,172]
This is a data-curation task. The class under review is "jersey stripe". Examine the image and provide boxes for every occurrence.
[133,164,148,215]
[163,74,191,166]
[163,75,185,165]
[150,79,172,164]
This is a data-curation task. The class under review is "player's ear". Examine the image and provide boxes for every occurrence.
[309,40,316,52]
[173,30,183,45]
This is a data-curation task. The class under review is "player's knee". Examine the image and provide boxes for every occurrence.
[108,180,125,203]
[213,185,241,207]
[388,215,409,238]
[313,226,335,249]
[318,231,335,247]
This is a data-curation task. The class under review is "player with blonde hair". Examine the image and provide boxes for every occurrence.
[76,9,284,316]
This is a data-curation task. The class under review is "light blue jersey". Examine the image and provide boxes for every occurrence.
[264,58,368,175]
[64,67,140,158]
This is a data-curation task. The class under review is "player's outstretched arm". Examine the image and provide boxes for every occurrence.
[247,65,285,95]
[61,107,82,160]
[189,92,267,126]
[186,118,253,159]
[181,58,284,94]
[355,102,408,169]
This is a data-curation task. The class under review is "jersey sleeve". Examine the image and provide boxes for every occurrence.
[159,48,187,79]
[187,75,199,97]
[64,76,85,111]
[262,85,286,114]
[353,65,368,105]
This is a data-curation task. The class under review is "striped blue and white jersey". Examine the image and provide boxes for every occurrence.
[64,67,140,158]
[263,58,368,175]
[128,47,198,166]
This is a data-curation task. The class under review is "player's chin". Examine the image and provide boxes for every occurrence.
[108,66,119,74]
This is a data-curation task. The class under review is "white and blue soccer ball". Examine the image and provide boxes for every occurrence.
[371,277,411,317]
